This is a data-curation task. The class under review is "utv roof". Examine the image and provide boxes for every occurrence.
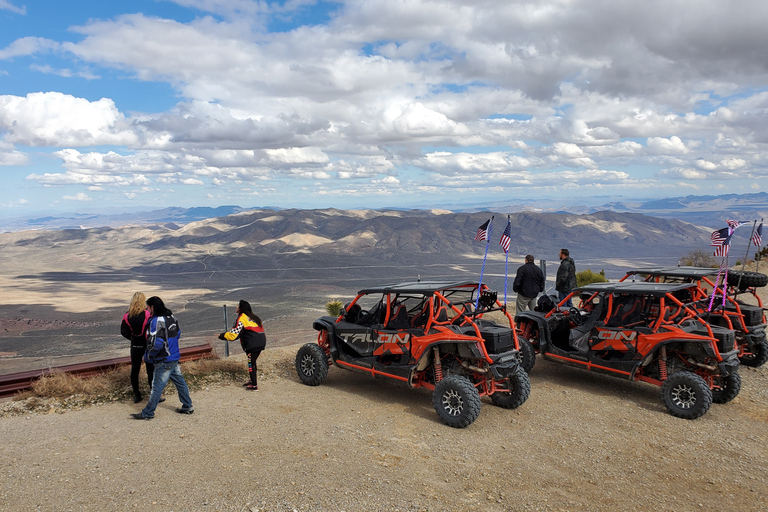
[577,281,697,297]
[624,266,718,279]
[358,281,478,295]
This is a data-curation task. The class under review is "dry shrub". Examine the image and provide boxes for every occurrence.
[15,356,247,402]
[181,356,248,389]
[25,370,119,400]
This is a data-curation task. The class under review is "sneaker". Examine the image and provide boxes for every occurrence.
[130,413,151,420]
[242,381,251,387]
[246,384,258,391]
[158,397,166,403]
[175,407,194,415]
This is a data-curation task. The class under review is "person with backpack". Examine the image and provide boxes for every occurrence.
[120,292,153,403]
[219,300,267,391]
[131,296,193,419]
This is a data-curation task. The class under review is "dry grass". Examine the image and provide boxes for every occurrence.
[3,356,249,417]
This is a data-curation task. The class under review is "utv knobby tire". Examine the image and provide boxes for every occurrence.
[490,366,531,409]
[516,337,536,373]
[740,340,768,367]
[295,343,329,386]
[432,375,481,428]
[712,370,741,404]
[727,270,768,289]
[661,371,712,420]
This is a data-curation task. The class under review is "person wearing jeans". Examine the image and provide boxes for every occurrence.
[131,296,194,419]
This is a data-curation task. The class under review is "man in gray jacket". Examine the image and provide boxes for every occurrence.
[556,248,577,307]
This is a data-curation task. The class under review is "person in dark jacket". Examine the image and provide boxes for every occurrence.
[131,296,193,420]
[219,300,266,391]
[120,292,153,403]
[513,255,544,312]
[556,248,577,307]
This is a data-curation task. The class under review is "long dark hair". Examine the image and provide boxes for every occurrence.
[146,296,172,317]
[239,300,262,325]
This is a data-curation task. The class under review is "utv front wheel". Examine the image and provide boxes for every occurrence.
[712,371,741,404]
[491,367,531,409]
[516,337,536,373]
[433,375,481,428]
[661,371,712,419]
[295,343,329,386]
[740,340,768,367]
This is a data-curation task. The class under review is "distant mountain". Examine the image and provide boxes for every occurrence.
[0,208,715,281]
[0,205,258,232]
[481,193,768,226]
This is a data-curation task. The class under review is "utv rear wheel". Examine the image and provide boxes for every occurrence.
[661,371,712,419]
[712,371,741,404]
[491,367,531,409]
[739,340,768,367]
[516,337,536,373]
[295,343,329,386]
[433,375,481,428]
[727,270,768,289]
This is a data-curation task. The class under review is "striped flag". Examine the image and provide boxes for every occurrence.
[752,223,763,247]
[499,219,512,253]
[474,219,491,241]
[726,219,748,230]
[711,227,729,246]
[714,241,731,257]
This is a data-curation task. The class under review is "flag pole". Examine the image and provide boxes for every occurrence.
[735,220,758,295]
[475,216,494,310]
[757,218,764,274]
[503,216,510,306]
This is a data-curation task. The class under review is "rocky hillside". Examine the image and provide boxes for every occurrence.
[0,208,712,277]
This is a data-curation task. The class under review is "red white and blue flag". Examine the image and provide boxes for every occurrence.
[711,227,730,246]
[499,220,512,253]
[474,219,491,241]
[726,219,748,230]
[714,239,731,257]
[752,223,763,247]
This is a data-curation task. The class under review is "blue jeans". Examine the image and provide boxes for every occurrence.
[558,290,573,308]
[141,361,192,418]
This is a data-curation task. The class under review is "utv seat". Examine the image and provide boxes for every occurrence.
[386,305,409,329]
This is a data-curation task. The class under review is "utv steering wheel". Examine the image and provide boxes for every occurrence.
[568,307,585,326]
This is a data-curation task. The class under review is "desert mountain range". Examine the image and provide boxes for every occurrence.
[2,192,766,232]
[0,208,715,278]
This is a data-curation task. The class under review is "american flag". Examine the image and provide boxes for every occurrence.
[726,219,748,230]
[711,227,729,246]
[474,219,491,241]
[752,223,763,247]
[499,219,512,253]
[714,240,731,257]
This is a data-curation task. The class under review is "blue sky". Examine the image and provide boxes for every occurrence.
[2,0,768,215]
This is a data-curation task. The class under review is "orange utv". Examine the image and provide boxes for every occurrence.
[515,281,741,419]
[621,266,767,367]
[296,281,531,428]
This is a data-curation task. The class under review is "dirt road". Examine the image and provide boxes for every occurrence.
[1,342,767,512]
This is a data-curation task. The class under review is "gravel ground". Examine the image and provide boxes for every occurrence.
[1,340,767,512]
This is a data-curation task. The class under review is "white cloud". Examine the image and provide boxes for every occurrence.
[647,136,690,155]
[0,93,137,146]
[0,37,56,59]
[0,1,25,15]
[62,192,92,201]
[0,149,28,165]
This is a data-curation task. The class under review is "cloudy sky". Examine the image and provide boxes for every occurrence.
[1,0,768,214]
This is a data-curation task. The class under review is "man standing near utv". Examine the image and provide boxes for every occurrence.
[556,248,577,307]
[131,296,194,420]
[513,255,544,312]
